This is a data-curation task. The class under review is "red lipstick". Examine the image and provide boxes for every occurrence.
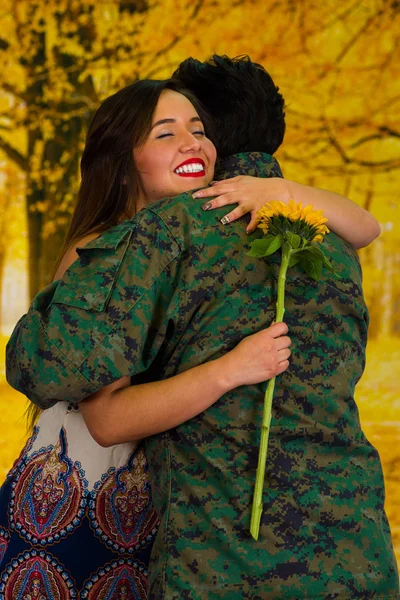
[174,158,206,178]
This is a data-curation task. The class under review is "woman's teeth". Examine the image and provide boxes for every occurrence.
[175,163,204,174]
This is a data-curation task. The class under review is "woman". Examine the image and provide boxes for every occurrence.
[1,78,380,599]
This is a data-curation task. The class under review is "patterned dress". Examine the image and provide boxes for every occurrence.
[0,402,159,599]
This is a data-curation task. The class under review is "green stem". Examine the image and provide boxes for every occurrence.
[250,242,292,540]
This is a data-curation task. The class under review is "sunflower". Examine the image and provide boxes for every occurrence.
[247,198,336,541]
[257,199,330,243]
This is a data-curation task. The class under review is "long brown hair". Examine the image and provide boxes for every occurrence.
[27,78,211,430]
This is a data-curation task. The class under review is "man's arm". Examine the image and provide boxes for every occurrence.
[6,211,182,408]
[6,296,99,408]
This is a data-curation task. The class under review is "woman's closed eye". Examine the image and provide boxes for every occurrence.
[156,129,205,140]
[156,131,173,139]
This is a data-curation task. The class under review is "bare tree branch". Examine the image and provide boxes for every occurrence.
[188,0,204,20]
[297,0,311,55]
[363,174,374,212]
[349,127,400,149]
[141,37,182,79]
[379,126,400,138]
[281,150,400,174]
[143,60,180,80]
[323,0,362,30]
[328,134,351,164]
[0,136,28,171]
[335,11,379,65]
[371,94,400,116]
[152,35,180,62]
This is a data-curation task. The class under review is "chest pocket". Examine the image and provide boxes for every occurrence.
[50,228,133,313]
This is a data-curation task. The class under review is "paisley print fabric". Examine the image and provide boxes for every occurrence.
[0,403,158,598]
[1,551,76,599]
[89,448,159,554]
[9,427,86,544]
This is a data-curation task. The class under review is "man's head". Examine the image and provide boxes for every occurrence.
[173,54,286,158]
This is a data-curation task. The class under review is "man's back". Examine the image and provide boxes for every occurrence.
[136,154,397,598]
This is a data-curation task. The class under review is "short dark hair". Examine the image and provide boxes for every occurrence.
[173,54,286,158]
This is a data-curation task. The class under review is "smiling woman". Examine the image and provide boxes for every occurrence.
[134,89,216,204]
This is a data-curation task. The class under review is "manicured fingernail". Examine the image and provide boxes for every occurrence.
[192,191,203,198]
[220,215,230,225]
[202,202,212,210]
[210,181,218,186]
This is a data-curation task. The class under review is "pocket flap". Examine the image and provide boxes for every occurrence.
[51,227,133,312]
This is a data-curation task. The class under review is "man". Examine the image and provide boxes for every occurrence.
[7,55,398,598]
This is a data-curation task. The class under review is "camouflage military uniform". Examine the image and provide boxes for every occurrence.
[7,153,399,599]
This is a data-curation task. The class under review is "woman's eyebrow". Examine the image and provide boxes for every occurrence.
[151,116,202,129]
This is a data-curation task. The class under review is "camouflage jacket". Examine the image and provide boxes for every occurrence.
[6,153,399,599]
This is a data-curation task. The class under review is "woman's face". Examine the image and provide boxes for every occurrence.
[133,89,216,208]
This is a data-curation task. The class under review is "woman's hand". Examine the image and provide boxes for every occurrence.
[218,322,291,390]
[193,176,290,234]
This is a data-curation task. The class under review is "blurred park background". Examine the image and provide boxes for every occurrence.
[0,0,399,563]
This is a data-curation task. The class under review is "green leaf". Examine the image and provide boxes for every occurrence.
[300,246,322,258]
[298,257,323,280]
[319,253,337,274]
[311,246,327,259]
[288,254,300,267]
[285,231,301,249]
[263,234,282,256]
[298,247,338,276]
[311,248,339,276]
[247,235,283,258]
[247,236,274,257]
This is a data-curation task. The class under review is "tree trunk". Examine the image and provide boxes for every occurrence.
[0,249,5,330]
[26,189,44,299]
[24,7,96,297]
[39,115,85,291]
[26,126,45,296]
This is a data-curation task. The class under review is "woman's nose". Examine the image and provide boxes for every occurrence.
[179,132,201,153]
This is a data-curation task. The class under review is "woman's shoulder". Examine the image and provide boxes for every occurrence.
[54,232,100,281]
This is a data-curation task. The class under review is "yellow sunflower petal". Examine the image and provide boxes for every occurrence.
[256,199,330,243]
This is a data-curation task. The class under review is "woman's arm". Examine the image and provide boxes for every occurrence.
[79,322,290,447]
[193,176,381,249]
[56,236,290,448]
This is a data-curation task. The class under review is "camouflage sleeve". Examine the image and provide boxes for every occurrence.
[6,213,182,409]
[6,288,99,409]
